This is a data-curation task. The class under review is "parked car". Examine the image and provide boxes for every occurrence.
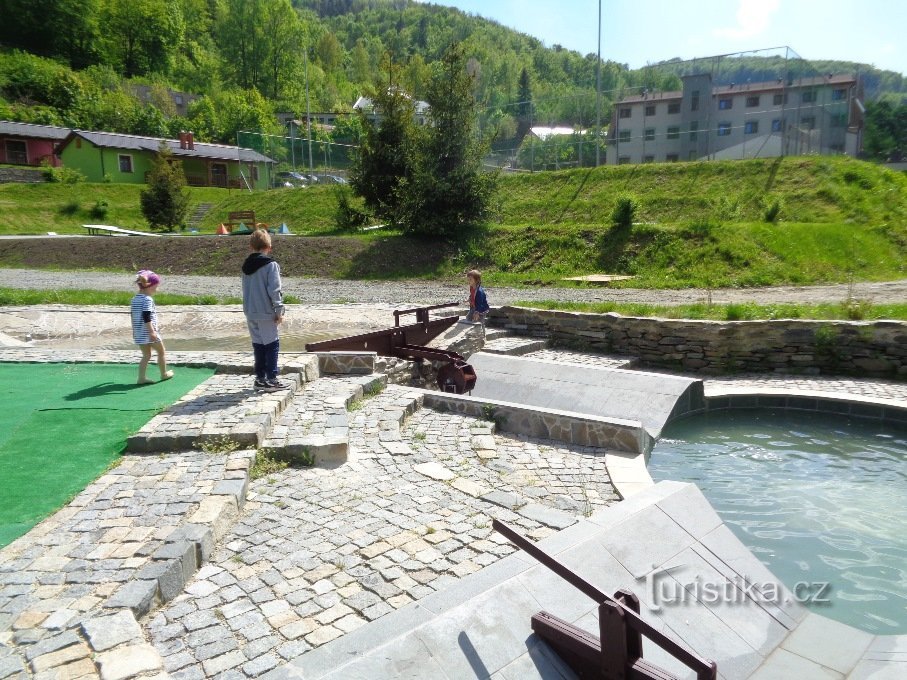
[320,175,348,184]
[274,171,308,188]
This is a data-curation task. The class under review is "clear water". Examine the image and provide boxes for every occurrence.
[649,408,907,634]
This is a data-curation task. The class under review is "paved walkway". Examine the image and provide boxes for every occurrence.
[1,342,906,678]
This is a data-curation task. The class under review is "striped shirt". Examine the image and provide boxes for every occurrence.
[131,293,159,344]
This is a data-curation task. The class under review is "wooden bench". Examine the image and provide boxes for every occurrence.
[224,210,256,231]
[83,224,160,237]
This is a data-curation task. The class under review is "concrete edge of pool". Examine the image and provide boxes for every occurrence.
[1,349,906,679]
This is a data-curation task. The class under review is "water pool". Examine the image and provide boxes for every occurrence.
[649,408,907,634]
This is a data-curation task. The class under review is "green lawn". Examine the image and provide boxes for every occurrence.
[0,362,214,547]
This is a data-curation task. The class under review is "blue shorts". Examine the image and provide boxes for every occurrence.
[246,318,280,345]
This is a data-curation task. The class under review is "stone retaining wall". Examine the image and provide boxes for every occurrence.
[488,306,907,380]
[0,166,46,183]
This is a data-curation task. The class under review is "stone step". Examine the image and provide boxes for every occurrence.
[187,202,214,227]
[481,335,548,356]
[261,374,389,466]
[126,373,302,453]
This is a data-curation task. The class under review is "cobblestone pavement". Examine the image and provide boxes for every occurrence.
[145,380,618,677]
[1,345,906,678]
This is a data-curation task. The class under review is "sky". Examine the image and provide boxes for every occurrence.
[418,0,907,76]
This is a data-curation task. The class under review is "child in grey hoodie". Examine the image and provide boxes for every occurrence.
[241,229,287,391]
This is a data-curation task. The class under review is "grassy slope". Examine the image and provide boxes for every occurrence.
[0,157,905,287]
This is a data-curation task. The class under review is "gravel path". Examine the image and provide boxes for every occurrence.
[2,268,907,306]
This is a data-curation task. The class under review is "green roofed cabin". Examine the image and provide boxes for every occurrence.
[56,130,274,189]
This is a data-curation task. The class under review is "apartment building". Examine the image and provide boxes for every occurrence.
[606,72,864,165]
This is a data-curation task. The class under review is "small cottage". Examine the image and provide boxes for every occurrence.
[57,130,275,189]
[0,121,71,167]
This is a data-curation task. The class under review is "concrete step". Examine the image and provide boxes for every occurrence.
[482,335,548,356]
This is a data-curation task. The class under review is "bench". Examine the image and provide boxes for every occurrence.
[224,210,256,231]
[82,224,160,237]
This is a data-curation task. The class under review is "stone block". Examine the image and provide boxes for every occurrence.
[95,643,164,680]
[81,611,144,653]
[104,580,159,618]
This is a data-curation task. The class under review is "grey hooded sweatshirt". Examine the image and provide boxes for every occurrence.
[241,253,285,320]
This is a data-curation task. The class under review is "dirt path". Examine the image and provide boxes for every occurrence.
[2,268,906,306]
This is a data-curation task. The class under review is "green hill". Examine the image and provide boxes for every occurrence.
[1,156,905,288]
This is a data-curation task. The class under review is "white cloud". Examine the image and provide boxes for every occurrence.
[713,0,780,40]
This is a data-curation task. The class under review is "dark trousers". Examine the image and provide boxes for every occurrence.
[252,339,280,380]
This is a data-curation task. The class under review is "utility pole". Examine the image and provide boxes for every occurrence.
[596,0,602,167]
[304,45,314,174]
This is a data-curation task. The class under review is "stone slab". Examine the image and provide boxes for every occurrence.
[467,352,703,437]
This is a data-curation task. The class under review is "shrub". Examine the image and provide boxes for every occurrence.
[763,198,782,223]
[140,141,189,232]
[611,195,637,229]
[334,185,370,231]
[44,165,86,184]
[90,199,109,220]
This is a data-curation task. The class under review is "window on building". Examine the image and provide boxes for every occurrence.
[118,154,133,173]
[668,102,680,114]
[718,98,733,110]
[773,93,785,106]
[746,95,760,107]
[645,104,655,116]
[771,119,783,132]
[644,128,655,141]
[802,116,816,129]
[643,155,655,163]
[618,156,631,165]
[691,90,700,111]
[619,129,631,142]
[717,123,732,136]
[619,107,631,119]
[688,150,698,161]
[801,90,816,103]
[666,153,679,162]
[4,140,27,165]
[667,126,679,139]
[689,121,699,141]
[831,113,847,127]
[832,88,847,101]
[744,120,759,134]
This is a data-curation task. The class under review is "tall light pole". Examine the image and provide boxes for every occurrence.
[595,0,602,167]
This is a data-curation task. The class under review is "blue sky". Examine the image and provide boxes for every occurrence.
[418,0,907,76]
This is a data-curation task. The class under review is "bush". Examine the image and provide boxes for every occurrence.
[44,165,85,185]
[334,186,370,231]
[611,195,637,229]
[763,198,782,223]
[90,199,109,220]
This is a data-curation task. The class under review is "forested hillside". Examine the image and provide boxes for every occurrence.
[1,0,905,160]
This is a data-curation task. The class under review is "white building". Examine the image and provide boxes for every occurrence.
[606,73,864,165]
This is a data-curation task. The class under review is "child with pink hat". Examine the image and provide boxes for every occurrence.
[130,269,174,384]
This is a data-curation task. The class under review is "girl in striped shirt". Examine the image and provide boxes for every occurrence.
[131,270,174,384]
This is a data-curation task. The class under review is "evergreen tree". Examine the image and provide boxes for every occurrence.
[348,72,417,224]
[397,45,497,238]
[516,67,532,140]
[140,142,190,232]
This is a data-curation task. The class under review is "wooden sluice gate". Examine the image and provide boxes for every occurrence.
[305,302,477,394]
[493,519,718,680]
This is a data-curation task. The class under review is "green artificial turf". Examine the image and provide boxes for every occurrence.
[0,362,214,548]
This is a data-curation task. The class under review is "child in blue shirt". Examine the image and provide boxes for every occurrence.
[466,269,490,322]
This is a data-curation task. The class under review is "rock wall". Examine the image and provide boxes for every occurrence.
[488,306,907,379]
[0,167,47,183]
